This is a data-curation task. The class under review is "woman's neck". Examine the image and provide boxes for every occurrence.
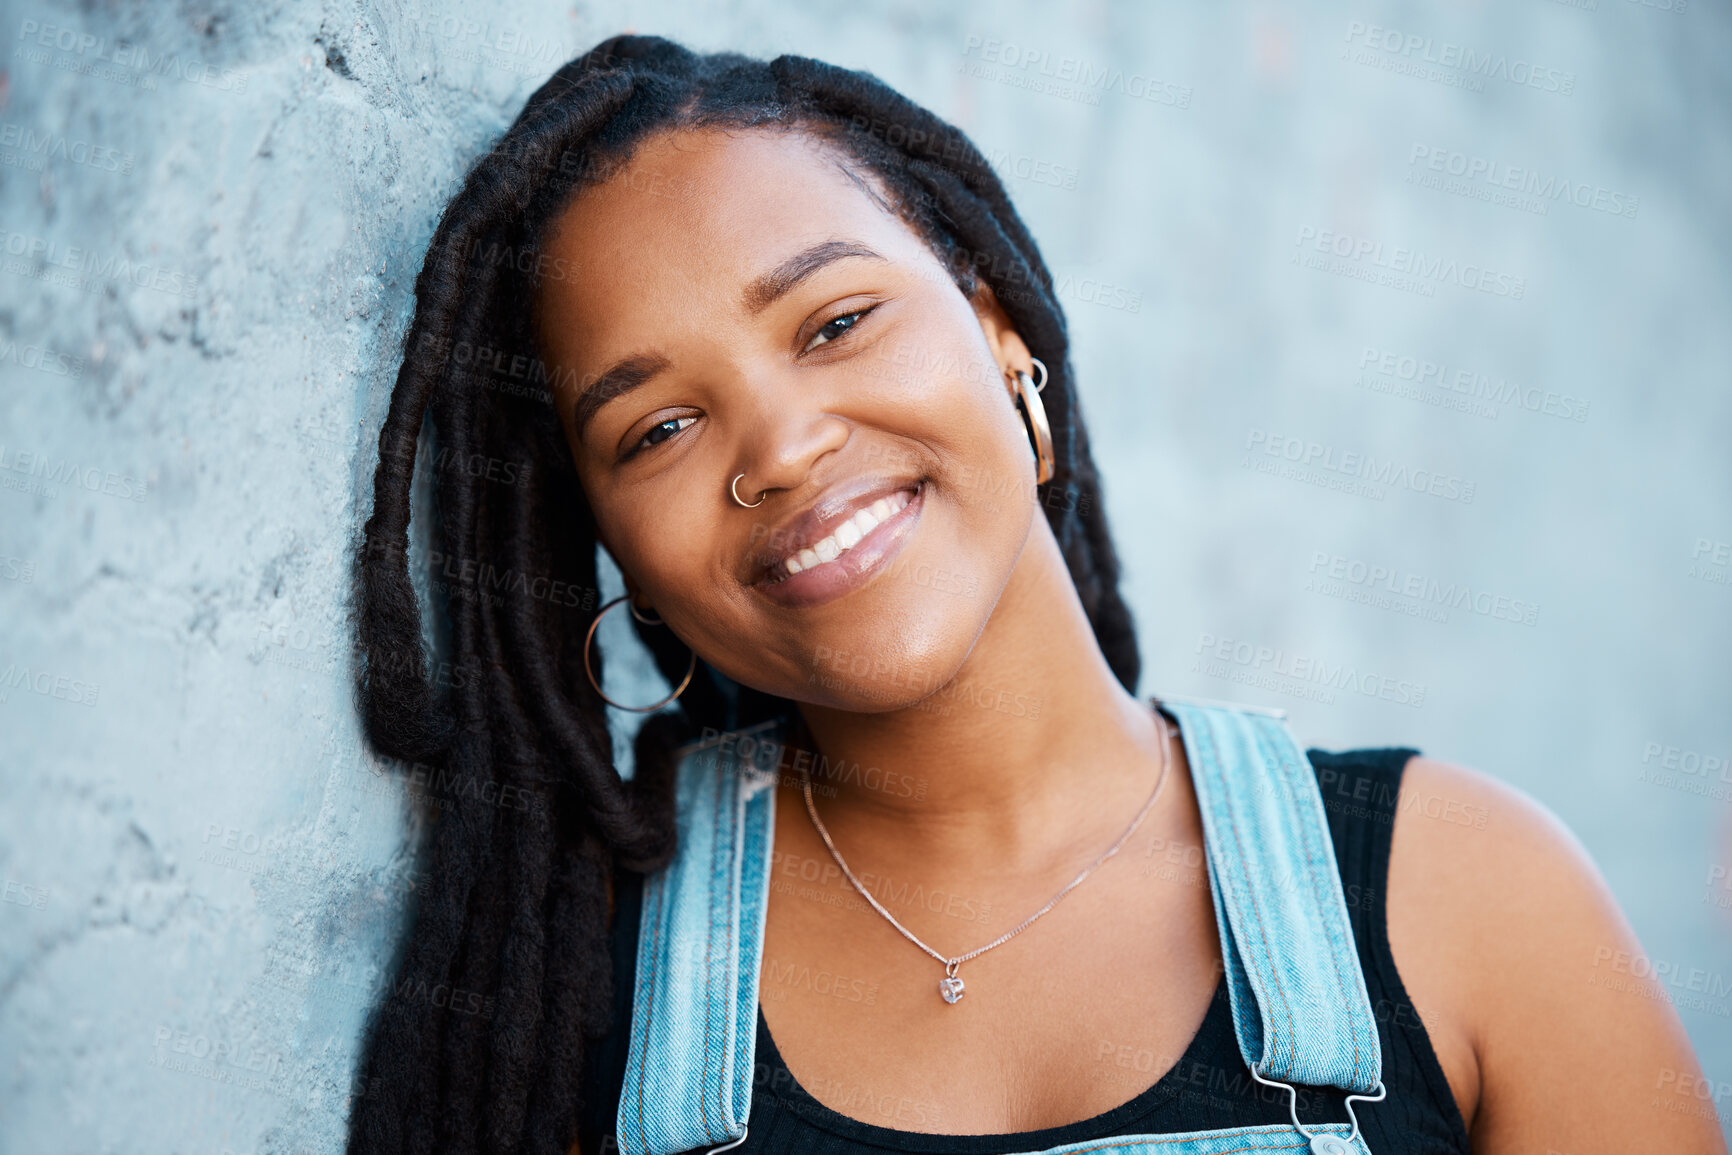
[793,517,1170,871]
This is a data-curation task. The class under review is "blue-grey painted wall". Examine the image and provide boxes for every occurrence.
[1,0,1727,1150]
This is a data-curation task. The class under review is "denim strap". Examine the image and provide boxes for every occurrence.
[615,723,779,1155]
[617,702,1382,1153]
[1161,698,1383,1095]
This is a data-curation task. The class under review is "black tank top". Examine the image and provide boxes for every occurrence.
[576,748,1471,1155]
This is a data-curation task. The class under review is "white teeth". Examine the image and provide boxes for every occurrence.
[775,489,915,579]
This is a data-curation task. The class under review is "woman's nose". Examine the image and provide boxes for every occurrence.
[731,394,852,502]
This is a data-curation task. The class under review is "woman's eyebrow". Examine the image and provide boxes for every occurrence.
[572,352,672,437]
[742,240,886,315]
[573,242,885,437]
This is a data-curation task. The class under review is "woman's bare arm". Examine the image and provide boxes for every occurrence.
[1387,756,1728,1153]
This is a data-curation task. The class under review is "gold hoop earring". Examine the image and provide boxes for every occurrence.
[583,594,697,712]
[731,472,766,509]
[1008,357,1055,484]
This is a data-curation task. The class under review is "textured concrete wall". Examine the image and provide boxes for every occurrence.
[1,0,1727,1151]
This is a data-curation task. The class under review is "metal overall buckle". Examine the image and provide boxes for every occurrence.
[1248,1068,1387,1154]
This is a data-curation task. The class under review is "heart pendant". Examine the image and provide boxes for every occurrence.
[938,975,965,1004]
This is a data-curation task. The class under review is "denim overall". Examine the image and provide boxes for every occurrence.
[615,697,1388,1155]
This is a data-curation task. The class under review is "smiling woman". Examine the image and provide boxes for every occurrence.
[347,35,1724,1155]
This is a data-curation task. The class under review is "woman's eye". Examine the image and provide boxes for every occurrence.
[634,415,695,453]
[802,309,869,353]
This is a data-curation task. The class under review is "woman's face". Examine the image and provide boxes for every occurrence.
[536,127,1042,711]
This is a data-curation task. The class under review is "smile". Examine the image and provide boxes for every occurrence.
[772,490,913,580]
[753,481,926,608]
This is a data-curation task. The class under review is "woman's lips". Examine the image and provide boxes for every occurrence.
[771,489,914,580]
[755,484,925,607]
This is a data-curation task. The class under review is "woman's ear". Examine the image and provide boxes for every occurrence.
[969,282,1034,384]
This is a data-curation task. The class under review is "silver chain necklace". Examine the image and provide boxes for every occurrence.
[798,714,1176,1005]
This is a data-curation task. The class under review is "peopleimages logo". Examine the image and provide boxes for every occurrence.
[1342,21,1576,96]
[980,146,1080,191]
[0,444,149,502]
[400,7,572,65]
[1589,948,1731,1017]
[1358,346,1589,423]
[0,227,199,300]
[0,122,134,175]
[1294,226,1526,300]
[0,662,100,707]
[1193,632,1427,708]
[959,35,1192,108]
[1306,551,1540,627]
[0,336,85,379]
[1406,144,1638,219]
[1243,428,1477,504]
[15,19,248,92]
[1638,740,1732,805]
[1641,743,1731,783]
[1688,538,1730,587]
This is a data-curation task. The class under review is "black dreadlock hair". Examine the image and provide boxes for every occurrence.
[348,34,1140,1155]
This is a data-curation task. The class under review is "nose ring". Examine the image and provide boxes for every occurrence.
[731,473,766,509]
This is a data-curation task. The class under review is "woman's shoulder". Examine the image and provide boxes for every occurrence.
[1380,756,1724,1150]
[1381,754,1608,1037]
[1376,756,1552,1120]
